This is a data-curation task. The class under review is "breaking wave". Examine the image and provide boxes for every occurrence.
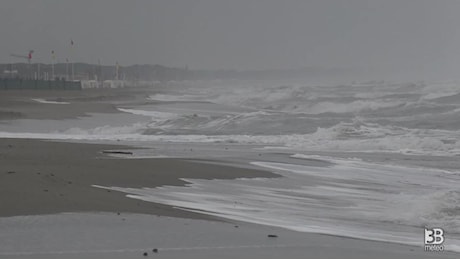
[95,156,460,251]
[1,118,459,156]
[3,79,460,157]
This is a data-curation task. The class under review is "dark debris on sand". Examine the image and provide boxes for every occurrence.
[102,150,133,155]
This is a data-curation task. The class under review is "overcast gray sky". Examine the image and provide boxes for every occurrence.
[1,0,460,78]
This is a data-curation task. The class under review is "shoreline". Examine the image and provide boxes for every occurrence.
[1,138,459,258]
[0,88,154,120]
[1,88,459,257]
[0,138,277,219]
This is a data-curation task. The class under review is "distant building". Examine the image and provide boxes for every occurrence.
[2,70,18,78]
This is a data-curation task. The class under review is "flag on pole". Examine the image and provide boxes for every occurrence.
[28,50,33,61]
[51,50,55,60]
[70,39,74,81]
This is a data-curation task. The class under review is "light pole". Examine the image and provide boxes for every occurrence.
[51,50,55,80]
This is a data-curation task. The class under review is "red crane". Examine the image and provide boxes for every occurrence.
[10,50,34,63]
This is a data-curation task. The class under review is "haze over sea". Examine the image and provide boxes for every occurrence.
[2,78,460,251]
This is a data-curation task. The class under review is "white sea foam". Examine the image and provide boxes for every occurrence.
[144,80,460,120]
[4,80,460,156]
[296,99,404,114]
[61,123,147,136]
[148,93,202,102]
[1,118,459,156]
[118,108,178,119]
[420,81,460,100]
[31,98,70,105]
[153,81,428,116]
[94,157,460,251]
[4,79,460,252]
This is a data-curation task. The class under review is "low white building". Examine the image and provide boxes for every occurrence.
[103,80,125,88]
[81,80,126,89]
[81,80,100,89]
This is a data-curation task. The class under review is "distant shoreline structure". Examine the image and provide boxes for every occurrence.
[0,78,82,90]
[1,62,348,82]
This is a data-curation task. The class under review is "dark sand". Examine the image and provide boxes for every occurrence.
[0,88,152,120]
[1,89,459,258]
[0,138,277,218]
[0,88,279,219]
[1,139,459,258]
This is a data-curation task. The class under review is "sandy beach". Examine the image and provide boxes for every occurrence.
[1,88,459,258]
[0,138,276,218]
[1,138,456,258]
[4,0,460,257]
[0,88,151,120]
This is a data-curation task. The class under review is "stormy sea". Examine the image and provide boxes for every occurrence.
[2,78,460,251]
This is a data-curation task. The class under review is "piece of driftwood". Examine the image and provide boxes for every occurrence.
[102,150,133,155]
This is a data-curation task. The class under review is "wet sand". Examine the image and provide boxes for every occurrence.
[1,88,459,258]
[0,138,276,218]
[0,89,281,220]
[1,138,459,258]
[0,88,152,120]
[2,212,457,258]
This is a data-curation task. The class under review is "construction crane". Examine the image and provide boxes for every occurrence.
[10,50,35,78]
[10,50,34,63]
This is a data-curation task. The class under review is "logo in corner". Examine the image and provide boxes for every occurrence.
[424,228,444,252]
